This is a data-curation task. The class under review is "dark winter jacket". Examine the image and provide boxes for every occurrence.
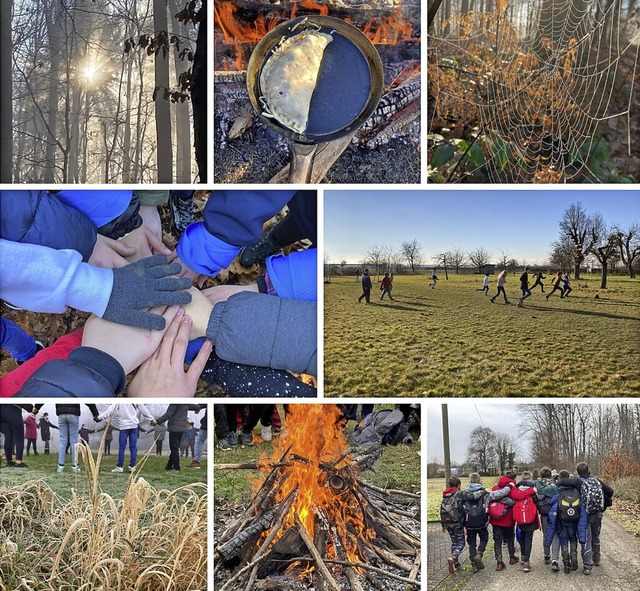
[440,486,463,525]
[154,405,202,433]
[489,475,518,528]
[18,348,126,398]
[39,417,58,440]
[535,477,559,516]
[557,476,614,514]
[55,403,99,418]
[361,274,373,290]
[543,483,588,547]
[0,190,98,261]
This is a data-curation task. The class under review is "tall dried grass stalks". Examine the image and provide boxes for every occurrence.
[0,437,207,591]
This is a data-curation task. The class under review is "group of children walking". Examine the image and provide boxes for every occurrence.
[441,463,613,576]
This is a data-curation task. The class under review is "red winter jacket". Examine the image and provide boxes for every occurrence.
[489,475,517,527]
[23,414,39,439]
[509,482,539,530]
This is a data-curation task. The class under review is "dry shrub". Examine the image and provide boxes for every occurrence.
[0,445,207,591]
[601,450,640,482]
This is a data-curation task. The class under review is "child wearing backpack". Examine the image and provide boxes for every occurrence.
[461,473,515,573]
[557,462,614,575]
[509,471,539,572]
[535,467,559,566]
[544,469,587,573]
[488,473,519,570]
[440,476,465,574]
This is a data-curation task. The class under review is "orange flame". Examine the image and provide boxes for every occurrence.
[214,0,415,70]
[255,405,372,564]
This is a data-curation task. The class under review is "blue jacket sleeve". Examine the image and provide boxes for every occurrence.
[16,347,125,397]
[176,190,296,276]
[0,239,113,316]
[55,190,133,227]
[0,190,98,261]
[543,497,559,548]
[206,291,316,375]
[577,505,588,544]
[265,248,317,301]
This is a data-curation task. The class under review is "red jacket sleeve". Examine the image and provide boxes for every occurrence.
[509,487,536,501]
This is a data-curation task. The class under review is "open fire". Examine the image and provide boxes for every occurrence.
[214,405,421,590]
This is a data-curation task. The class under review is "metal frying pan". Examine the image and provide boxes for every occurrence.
[247,15,384,183]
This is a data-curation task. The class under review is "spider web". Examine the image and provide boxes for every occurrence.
[427,0,639,182]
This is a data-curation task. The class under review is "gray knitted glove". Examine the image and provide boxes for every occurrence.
[103,254,192,330]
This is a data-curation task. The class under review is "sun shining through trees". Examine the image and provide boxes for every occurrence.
[4,0,204,184]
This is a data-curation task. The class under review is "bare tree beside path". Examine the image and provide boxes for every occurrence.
[453,516,639,591]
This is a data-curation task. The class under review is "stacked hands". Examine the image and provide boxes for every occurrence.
[1,189,317,398]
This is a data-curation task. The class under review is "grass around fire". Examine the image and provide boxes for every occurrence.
[213,410,421,505]
[324,274,640,397]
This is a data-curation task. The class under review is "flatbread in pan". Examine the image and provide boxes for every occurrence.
[259,29,333,135]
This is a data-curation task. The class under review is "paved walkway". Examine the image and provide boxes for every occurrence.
[428,516,640,591]
[426,521,470,590]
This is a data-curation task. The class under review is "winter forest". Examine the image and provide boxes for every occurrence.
[1,0,206,184]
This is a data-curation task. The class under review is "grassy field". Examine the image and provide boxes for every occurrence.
[0,447,206,499]
[324,274,640,396]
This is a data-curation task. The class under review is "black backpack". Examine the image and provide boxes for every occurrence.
[557,488,581,522]
[536,493,554,517]
[463,496,488,530]
[440,493,462,524]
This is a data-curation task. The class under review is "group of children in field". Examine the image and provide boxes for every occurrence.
[440,463,613,576]
[481,268,572,306]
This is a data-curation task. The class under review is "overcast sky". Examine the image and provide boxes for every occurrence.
[324,189,639,265]
[426,402,530,465]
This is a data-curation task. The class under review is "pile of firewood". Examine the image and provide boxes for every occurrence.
[214,445,421,591]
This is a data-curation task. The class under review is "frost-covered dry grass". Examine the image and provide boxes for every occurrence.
[0,445,207,590]
[324,274,640,397]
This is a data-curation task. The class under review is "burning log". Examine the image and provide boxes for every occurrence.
[215,405,421,590]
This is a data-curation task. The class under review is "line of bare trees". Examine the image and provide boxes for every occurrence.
[519,404,640,475]
[466,426,520,475]
[551,202,640,287]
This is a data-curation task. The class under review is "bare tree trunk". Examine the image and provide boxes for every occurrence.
[154,0,173,183]
[0,0,13,182]
[168,0,192,182]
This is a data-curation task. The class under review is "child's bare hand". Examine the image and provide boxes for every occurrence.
[127,310,212,397]
[88,234,135,269]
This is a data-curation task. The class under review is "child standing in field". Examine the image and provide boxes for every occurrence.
[490,270,510,304]
[358,269,373,304]
[96,404,155,473]
[440,476,465,574]
[380,272,394,301]
[561,274,572,298]
[23,408,39,455]
[546,272,564,300]
[482,273,490,295]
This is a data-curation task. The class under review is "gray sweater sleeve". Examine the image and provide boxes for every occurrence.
[206,292,317,376]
